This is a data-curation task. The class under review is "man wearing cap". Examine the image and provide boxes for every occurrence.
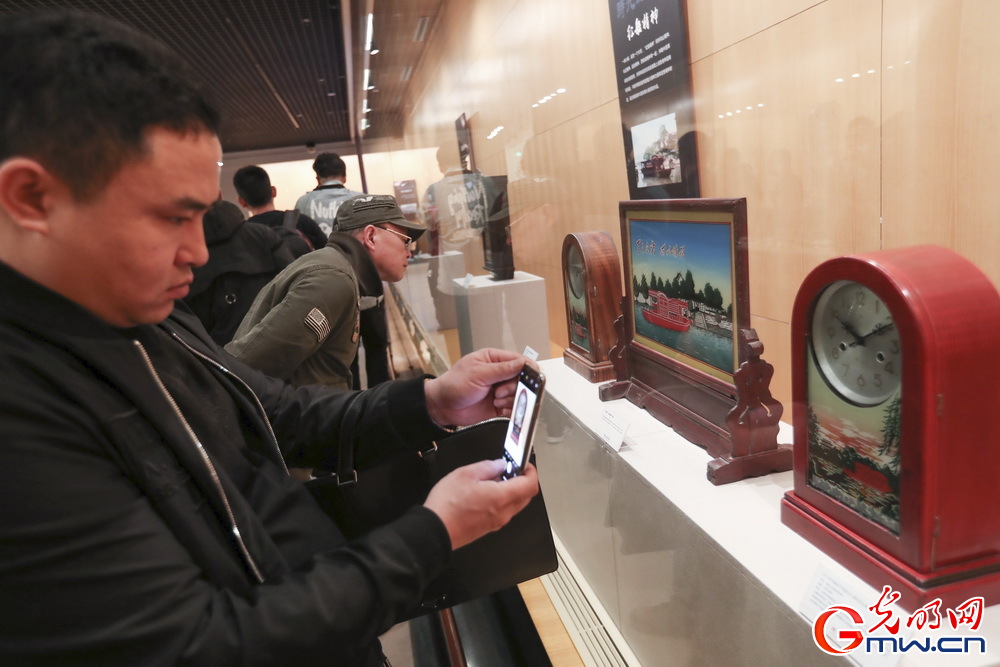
[227,194,425,390]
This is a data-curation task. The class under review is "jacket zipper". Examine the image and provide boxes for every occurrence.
[168,332,289,475]
[132,340,266,584]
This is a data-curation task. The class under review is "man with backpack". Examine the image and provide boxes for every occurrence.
[234,164,326,255]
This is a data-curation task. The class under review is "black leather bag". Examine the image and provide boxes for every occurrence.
[305,405,557,617]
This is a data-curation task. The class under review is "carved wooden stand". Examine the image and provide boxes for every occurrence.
[600,320,791,485]
[708,330,792,485]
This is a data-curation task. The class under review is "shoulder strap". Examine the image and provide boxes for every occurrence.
[282,209,301,231]
[334,393,365,484]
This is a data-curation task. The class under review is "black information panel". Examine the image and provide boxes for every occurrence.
[608,0,699,200]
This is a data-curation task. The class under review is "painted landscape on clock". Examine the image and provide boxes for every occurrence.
[567,292,590,352]
[806,359,902,533]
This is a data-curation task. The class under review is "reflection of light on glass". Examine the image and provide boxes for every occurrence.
[365,14,374,51]
[532,88,568,109]
[851,73,861,78]
[835,78,845,83]
[887,65,895,70]
[360,118,369,130]
[716,105,764,117]
[867,69,876,74]
[487,125,505,140]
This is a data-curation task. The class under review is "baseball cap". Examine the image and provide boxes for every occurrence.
[333,194,426,240]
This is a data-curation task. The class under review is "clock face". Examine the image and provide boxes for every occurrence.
[567,243,586,299]
[810,280,901,406]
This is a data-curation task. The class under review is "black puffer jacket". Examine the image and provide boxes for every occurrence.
[185,201,296,345]
[0,260,452,666]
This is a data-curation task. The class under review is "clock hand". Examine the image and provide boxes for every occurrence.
[834,314,865,346]
[850,320,896,346]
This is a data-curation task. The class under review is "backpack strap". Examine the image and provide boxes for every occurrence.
[282,209,301,231]
[281,209,314,251]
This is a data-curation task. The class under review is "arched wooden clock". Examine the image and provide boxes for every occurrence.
[562,232,622,382]
[781,245,1000,610]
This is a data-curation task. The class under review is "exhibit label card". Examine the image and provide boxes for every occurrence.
[606,0,700,200]
[597,408,629,451]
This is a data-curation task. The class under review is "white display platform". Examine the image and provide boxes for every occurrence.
[536,358,1000,667]
[397,251,465,332]
[453,271,550,359]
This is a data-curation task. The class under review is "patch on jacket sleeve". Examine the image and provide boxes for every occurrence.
[358,295,384,311]
[304,307,331,343]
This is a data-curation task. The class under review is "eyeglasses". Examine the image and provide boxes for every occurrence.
[377,225,414,251]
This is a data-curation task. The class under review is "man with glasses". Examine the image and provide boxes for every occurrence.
[227,194,424,390]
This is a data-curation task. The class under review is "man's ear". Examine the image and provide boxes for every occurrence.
[359,224,378,250]
[0,158,58,233]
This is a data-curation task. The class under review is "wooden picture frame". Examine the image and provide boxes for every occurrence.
[601,198,790,483]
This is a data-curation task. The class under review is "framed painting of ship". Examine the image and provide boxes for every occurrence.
[619,198,748,388]
[601,198,759,459]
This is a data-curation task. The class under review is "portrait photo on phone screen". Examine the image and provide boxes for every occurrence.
[501,366,544,478]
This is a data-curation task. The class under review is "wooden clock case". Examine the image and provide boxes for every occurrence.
[782,245,1000,609]
[562,232,622,383]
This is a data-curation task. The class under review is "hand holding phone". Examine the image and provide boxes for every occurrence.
[500,364,545,479]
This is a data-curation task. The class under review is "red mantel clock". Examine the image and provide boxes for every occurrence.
[781,245,1000,610]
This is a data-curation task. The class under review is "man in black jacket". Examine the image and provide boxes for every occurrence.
[234,163,328,254]
[0,10,538,666]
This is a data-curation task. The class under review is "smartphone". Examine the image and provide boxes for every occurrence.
[500,364,546,480]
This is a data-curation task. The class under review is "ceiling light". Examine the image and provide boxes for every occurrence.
[413,16,430,42]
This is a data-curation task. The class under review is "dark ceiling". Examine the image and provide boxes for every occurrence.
[0,0,443,153]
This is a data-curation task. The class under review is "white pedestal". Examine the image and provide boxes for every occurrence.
[453,271,550,359]
[397,251,465,332]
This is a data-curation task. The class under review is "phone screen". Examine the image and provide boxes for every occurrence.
[501,365,545,479]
